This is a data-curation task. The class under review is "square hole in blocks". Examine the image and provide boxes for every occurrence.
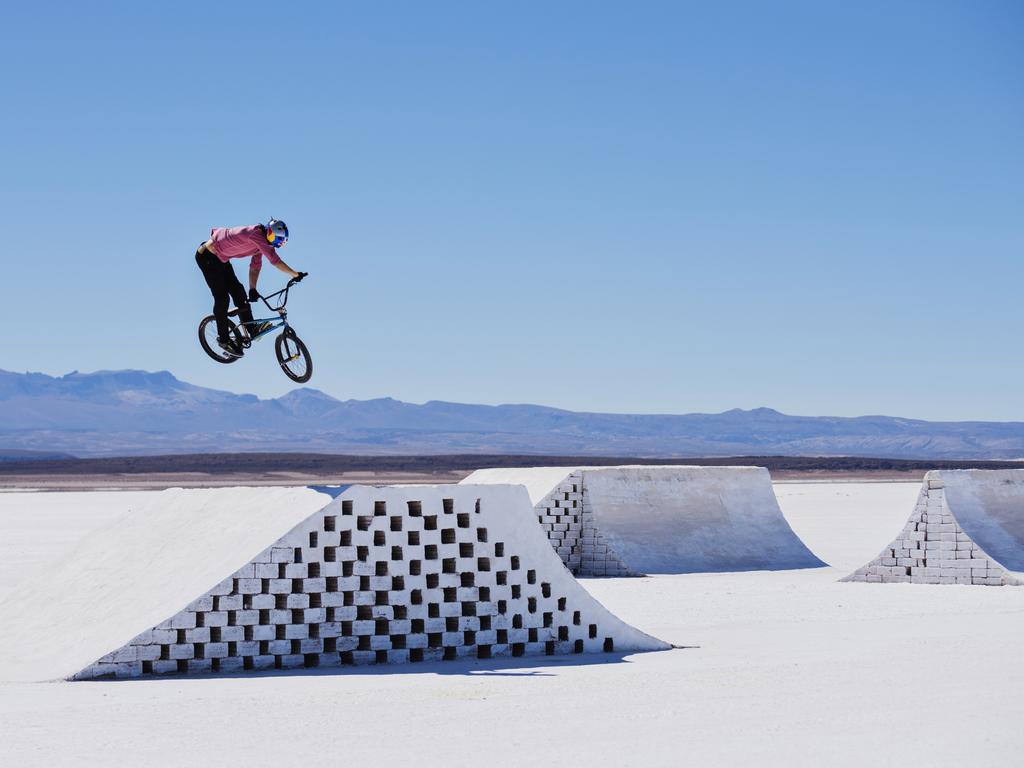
[428,633,442,648]
[528,628,538,643]
[424,515,438,531]
[293,548,303,563]
[324,516,336,532]
[461,602,476,617]
[477,557,490,571]
[424,545,438,560]
[409,560,422,576]
[357,516,373,531]
[543,612,553,628]
[442,558,457,574]
[428,603,440,618]
[357,605,373,620]
[408,531,420,546]
[373,531,386,546]
[477,645,491,659]
[474,498,481,514]
[375,618,388,634]
[391,546,403,561]
[426,574,439,589]
[342,562,354,577]
[545,641,555,656]
[412,618,425,633]
[512,614,523,629]
[603,638,614,652]
[308,563,320,578]
[446,616,458,632]
[464,631,475,646]
[480,615,491,631]
[394,605,407,620]
[460,572,475,587]
[573,611,581,625]
[527,570,536,584]
[375,591,388,606]
[443,587,457,603]
[443,647,457,661]
[391,635,406,650]
[496,571,507,586]
[457,513,470,528]
[357,546,369,562]
[557,597,566,611]
[558,626,569,641]
[589,624,598,639]
[512,643,525,657]
[442,498,454,514]
[375,650,388,664]
[511,585,521,599]
[497,629,507,644]
[375,562,388,577]
[528,597,537,613]
[374,501,387,516]
[479,587,490,601]
[324,547,337,562]
[510,556,520,570]
[541,583,551,598]
[497,600,507,615]
[407,501,422,516]
[410,648,424,663]
[392,576,405,591]
[441,529,456,545]
[477,528,488,543]
[459,543,474,558]
[340,531,352,546]
[309,532,318,548]
[342,500,353,515]
[411,589,422,605]
[390,516,402,532]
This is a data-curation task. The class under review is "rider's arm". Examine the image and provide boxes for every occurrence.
[249,254,262,291]
[272,259,302,279]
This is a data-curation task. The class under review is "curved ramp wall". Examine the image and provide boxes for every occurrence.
[462,466,825,576]
[43,484,667,681]
[842,470,1023,586]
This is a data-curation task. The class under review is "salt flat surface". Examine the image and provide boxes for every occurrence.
[1,482,1021,767]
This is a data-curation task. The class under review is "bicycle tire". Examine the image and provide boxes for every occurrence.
[275,328,313,383]
[198,315,244,364]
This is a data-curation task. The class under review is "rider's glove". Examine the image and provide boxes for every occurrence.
[248,288,260,302]
[294,272,308,282]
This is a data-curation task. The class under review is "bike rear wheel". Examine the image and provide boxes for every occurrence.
[198,315,244,364]
[275,328,312,383]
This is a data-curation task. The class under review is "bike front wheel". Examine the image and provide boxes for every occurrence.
[198,315,244,364]
[275,328,312,383]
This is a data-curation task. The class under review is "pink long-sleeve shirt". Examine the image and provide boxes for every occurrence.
[209,225,282,273]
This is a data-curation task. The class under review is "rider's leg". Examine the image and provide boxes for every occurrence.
[225,264,254,328]
[195,246,232,339]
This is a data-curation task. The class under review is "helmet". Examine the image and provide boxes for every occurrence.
[266,218,289,247]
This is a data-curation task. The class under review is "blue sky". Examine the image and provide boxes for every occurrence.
[2,1,1021,420]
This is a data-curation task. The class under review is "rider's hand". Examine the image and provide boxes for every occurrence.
[294,271,308,282]
[248,288,260,302]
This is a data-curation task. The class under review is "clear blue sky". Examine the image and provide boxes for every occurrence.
[2,1,1021,420]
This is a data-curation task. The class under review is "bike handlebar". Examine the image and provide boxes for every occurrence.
[254,273,308,312]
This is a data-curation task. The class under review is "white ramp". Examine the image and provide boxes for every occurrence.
[462,466,825,576]
[843,470,1024,586]
[0,484,668,681]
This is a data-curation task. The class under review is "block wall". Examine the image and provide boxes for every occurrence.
[843,475,1019,586]
[75,491,631,680]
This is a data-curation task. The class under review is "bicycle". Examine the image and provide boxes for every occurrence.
[198,275,313,383]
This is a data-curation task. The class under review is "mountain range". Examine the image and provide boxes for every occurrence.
[1,368,1022,460]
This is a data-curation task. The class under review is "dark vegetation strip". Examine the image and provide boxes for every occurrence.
[1,453,1022,476]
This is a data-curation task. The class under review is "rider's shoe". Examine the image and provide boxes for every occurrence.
[249,321,274,337]
[217,337,243,357]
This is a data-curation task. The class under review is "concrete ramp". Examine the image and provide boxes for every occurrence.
[0,484,668,681]
[462,466,825,576]
[843,470,1024,586]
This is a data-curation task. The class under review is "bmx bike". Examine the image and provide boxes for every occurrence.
[198,275,313,383]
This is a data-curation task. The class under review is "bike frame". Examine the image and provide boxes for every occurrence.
[227,279,300,345]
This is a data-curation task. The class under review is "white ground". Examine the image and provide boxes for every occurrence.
[2,482,1022,767]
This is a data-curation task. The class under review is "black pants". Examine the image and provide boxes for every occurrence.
[195,245,253,339]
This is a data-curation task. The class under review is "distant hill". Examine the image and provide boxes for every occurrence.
[1,368,1023,460]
